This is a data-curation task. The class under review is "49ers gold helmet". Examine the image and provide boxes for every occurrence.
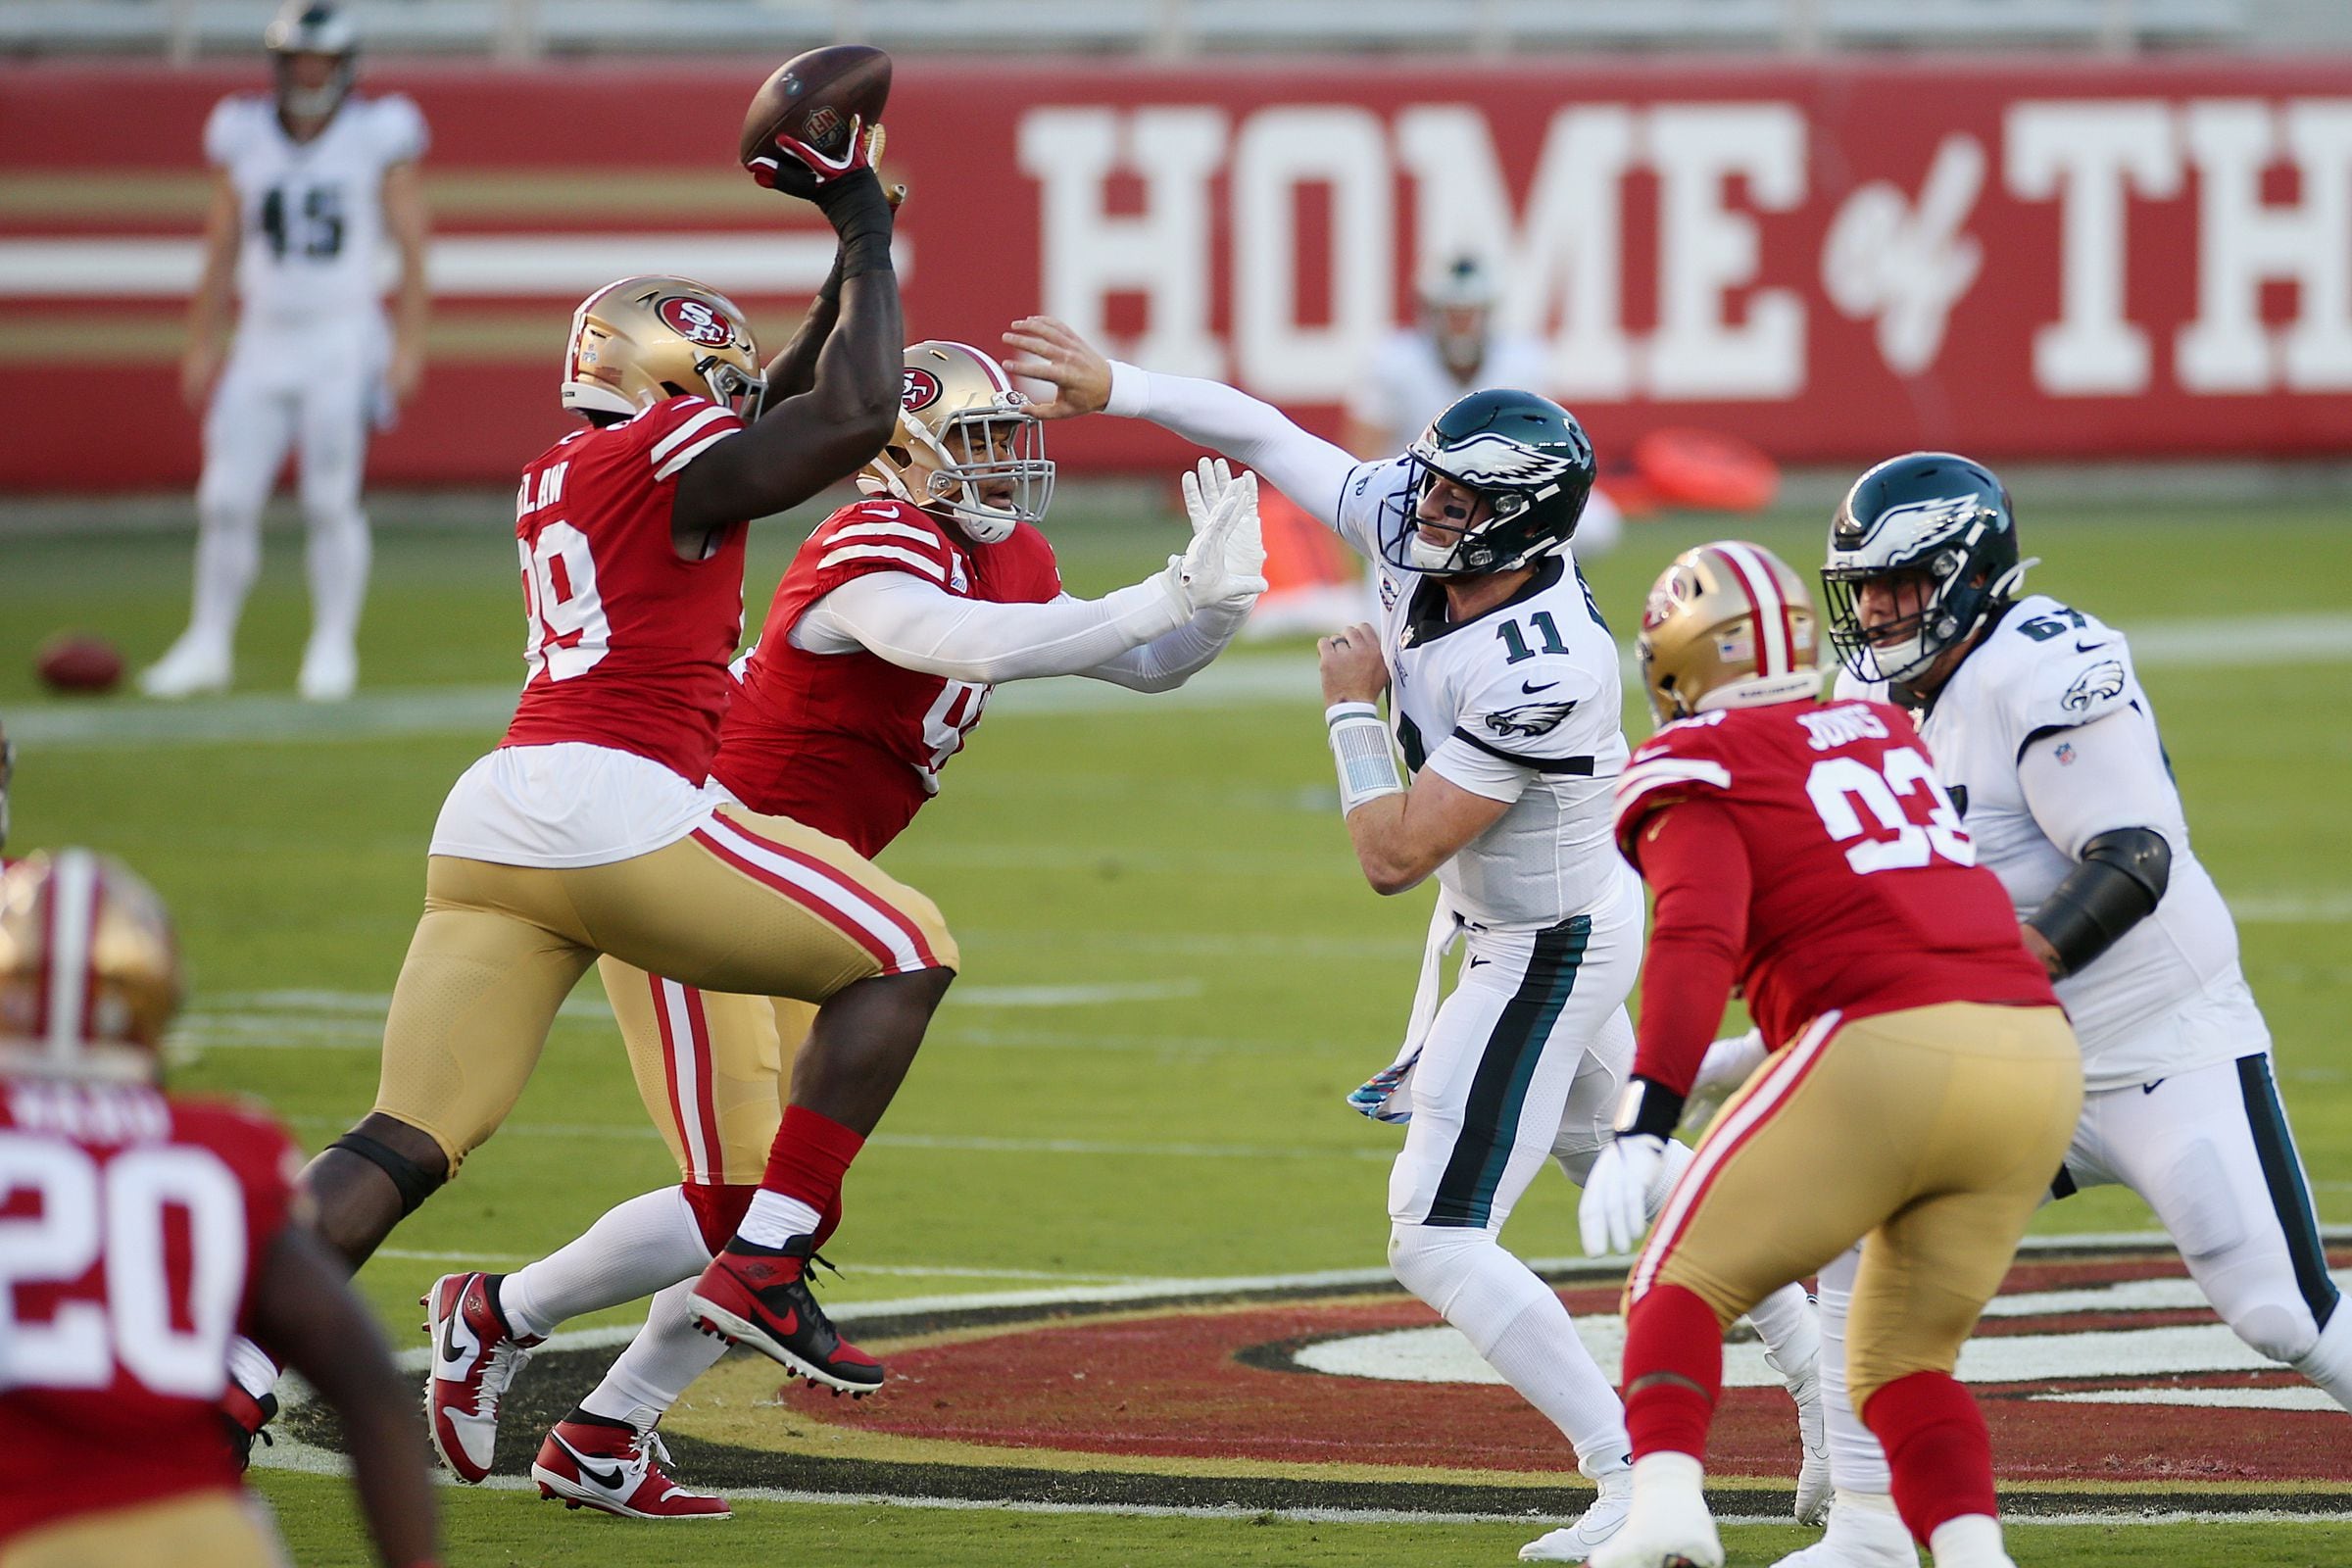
[1637,540,1824,726]
[0,850,184,1083]
[562,275,763,419]
[865,341,1053,543]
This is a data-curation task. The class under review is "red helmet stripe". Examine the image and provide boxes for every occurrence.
[931,341,1011,394]
[1712,540,1790,677]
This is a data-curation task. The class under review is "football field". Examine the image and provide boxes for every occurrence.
[3,491,2347,1565]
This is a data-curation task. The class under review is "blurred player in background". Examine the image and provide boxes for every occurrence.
[1004,318,1825,1562]
[419,344,1266,1520]
[143,1,429,703]
[1248,255,1624,642]
[1584,542,2076,1568]
[222,113,960,1466]
[0,851,439,1568]
[1702,455,2350,1568]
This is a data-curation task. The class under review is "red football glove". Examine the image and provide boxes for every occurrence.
[746,116,885,196]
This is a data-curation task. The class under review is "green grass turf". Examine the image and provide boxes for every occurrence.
[253,1469,2352,1568]
[8,492,2350,1562]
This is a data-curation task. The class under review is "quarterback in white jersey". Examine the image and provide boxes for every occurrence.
[1713,452,2347,1568]
[1004,316,1825,1562]
[144,2,429,703]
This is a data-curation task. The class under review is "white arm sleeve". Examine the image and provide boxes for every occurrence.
[1104,361,1366,536]
[1080,595,1252,693]
[2015,708,2181,860]
[796,570,1190,685]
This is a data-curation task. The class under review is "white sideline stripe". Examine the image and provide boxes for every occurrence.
[18,612,2352,751]
[0,233,912,299]
[2038,1387,2342,1411]
[954,981,1201,1007]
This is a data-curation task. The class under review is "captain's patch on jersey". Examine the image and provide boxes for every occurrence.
[1483,699,1576,739]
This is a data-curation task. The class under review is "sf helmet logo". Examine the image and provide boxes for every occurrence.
[658,297,736,349]
[902,368,943,412]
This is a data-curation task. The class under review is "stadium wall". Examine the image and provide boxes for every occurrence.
[4,56,2351,491]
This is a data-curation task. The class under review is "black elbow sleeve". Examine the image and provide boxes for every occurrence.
[2025,826,2172,979]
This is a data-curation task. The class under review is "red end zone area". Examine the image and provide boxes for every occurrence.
[731,1247,2347,1499]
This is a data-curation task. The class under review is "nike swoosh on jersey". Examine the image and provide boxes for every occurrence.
[553,1434,627,1492]
[2074,638,2110,654]
[1521,679,1560,694]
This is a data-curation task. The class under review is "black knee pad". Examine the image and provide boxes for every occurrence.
[326,1131,444,1217]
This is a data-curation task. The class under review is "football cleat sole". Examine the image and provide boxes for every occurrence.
[532,1471,733,1522]
[686,1299,881,1395]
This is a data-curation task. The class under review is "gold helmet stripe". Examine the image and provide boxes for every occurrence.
[1711,539,1793,677]
[37,847,98,1059]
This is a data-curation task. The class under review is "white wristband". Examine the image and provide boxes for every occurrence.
[1327,701,1403,815]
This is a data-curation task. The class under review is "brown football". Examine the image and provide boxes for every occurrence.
[34,633,123,695]
[737,45,893,169]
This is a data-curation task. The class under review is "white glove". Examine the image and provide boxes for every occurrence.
[1676,1028,1769,1141]
[1579,1132,1668,1257]
[1184,456,1238,533]
[1161,465,1267,615]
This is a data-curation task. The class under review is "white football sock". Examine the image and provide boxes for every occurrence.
[738,1190,823,1249]
[501,1186,711,1341]
[301,498,369,655]
[183,500,263,654]
[1390,1221,1629,1468]
[579,1280,729,1425]
[1926,1513,2009,1568]
[2291,1300,2352,1410]
[226,1335,279,1401]
[1746,1280,1821,1394]
[1815,1245,1895,1492]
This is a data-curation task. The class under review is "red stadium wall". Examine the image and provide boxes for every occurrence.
[5,56,2352,490]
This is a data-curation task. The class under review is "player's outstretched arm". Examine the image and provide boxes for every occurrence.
[248,1226,440,1568]
[1003,315,1364,532]
[757,184,907,414]
[671,171,903,539]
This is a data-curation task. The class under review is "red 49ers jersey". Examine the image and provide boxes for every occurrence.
[0,1080,302,1544]
[713,497,1062,858]
[1613,698,2054,1051]
[501,395,750,783]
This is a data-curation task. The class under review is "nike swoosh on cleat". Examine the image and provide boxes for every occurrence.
[439,1306,467,1366]
[553,1434,627,1492]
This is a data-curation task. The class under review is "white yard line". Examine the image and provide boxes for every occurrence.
[16,612,2352,751]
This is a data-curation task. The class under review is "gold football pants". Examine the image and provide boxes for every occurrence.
[1630,1001,2081,1411]
[0,1490,288,1568]
[603,958,812,1186]
[373,806,955,1170]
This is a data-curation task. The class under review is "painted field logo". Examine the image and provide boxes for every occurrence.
[658,296,736,348]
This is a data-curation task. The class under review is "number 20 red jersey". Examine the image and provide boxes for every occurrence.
[713,497,1063,858]
[0,1079,302,1544]
[1612,697,2055,1051]
[501,395,751,784]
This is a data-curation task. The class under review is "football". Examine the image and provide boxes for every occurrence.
[34,632,123,695]
[737,45,893,170]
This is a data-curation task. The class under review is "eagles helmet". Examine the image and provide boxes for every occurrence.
[1820,451,2029,685]
[1387,389,1595,576]
[265,2,360,122]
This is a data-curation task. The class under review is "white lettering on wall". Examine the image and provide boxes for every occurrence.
[1016,106,1228,378]
[1823,133,1986,377]
[2005,100,2181,396]
[1229,107,1393,400]
[1646,103,1808,399]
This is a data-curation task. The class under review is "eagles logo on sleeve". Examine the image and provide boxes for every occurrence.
[1483,700,1577,740]
[2062,661,2127,713]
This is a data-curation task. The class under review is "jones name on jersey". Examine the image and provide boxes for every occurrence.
[1835,594,2265,1089]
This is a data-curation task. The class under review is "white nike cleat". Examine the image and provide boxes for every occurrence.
[138,637,231,699]
[1589,1453,1723,1568]
[533,1409,731,1520]
[1770,1490,1918,1568]
[297,637,357,702]
[1762,1319,1831,1526]
[1520,1459,1635,1561]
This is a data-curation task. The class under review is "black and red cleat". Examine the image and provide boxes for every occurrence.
[531,1408,730,1521]
[220,1385,277,1473]
[685,1234,882,1394]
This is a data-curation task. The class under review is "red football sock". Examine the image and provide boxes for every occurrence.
[1621,1284,1726,1460]
[680,1181,757,1256]
[1862,1370,1997,1545]
[760,1104,864,1218]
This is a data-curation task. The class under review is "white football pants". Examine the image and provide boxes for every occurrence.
[1814,1050,2350,1500]
[182,312,385,658]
